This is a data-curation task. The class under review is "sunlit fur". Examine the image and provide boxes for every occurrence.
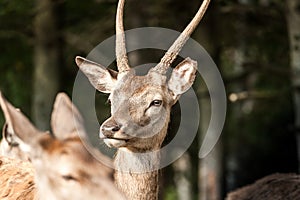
[0,92,125,200]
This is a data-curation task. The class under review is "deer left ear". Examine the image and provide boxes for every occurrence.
[168,57,197,101]
[75,56,118,93]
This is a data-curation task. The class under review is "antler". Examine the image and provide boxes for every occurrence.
[152,0,211,74]
[116,0,130,72]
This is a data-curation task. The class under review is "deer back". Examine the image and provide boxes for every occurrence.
[226,173,300,200]
[0,156,37,200]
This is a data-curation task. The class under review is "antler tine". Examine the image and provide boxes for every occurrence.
[116,0,130,72]
[152,0,211,74]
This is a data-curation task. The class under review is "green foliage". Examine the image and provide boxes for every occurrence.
[0,38,33,138]
[0,0,33,16]
[0,0,34,135]
[163,186,178,200]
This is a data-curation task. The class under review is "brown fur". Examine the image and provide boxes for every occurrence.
[38,135,62,154]
[0,92,125,200]
[226,173,300,200]
[0,156,37,200]
[115,169,159,200]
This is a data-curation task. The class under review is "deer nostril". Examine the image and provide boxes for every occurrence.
[112,125,121,132]
[101,123,122,135]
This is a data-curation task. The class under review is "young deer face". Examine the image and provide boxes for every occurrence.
[76,58,196,152]
[31,134,117,200]
[0,92,125,200]
[76,0,210,152]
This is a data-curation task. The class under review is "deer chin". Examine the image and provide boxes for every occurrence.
[103,138,128,148]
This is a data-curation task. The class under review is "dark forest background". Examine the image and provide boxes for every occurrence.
[0,0,299,199]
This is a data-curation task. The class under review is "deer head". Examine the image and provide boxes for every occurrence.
[76,0,210,152]
[0,90,89,161]
[0,92,125,200]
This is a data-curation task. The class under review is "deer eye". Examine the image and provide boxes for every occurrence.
[150,100,162,107]
[62,175,78,182]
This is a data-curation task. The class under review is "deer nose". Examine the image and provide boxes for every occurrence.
[103,124,121,132]
[100,124,122,138]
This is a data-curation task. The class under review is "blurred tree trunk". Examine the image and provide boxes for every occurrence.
[198,62,222,200]
[198,3,223,199]
[173,153,192,200]
[32,0,63,130]
[286,0,300,172]
[223,47,247,192]
[198,79,222,200]
[198,88,222,200]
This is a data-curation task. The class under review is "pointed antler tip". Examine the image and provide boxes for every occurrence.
[115,0,130,72]
[153,0,210,72]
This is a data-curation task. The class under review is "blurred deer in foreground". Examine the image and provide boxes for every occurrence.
[0,92,125,200]
[226,173,300,200]
[75,0,210,199]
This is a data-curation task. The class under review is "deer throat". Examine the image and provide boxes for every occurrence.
[114,150,160,200]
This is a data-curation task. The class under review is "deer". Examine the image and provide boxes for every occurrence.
[226,173,300,200]
[75,0,211,199]
[0,92,125,200]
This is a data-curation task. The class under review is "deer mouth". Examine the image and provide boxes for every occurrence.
[99,130,132,147]
[105,136,130,142]
[99,132,130,142]
[102,137,130,148]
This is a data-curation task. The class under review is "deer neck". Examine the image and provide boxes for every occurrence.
[114,152,160,200]
[114,120,169,200]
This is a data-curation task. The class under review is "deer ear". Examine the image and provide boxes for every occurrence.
[2,122,19,147]
[0,92,40,152]
[75,56,118,93]
[168,57,197,101]
[51,92,87,140]
[1,122,31,161]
